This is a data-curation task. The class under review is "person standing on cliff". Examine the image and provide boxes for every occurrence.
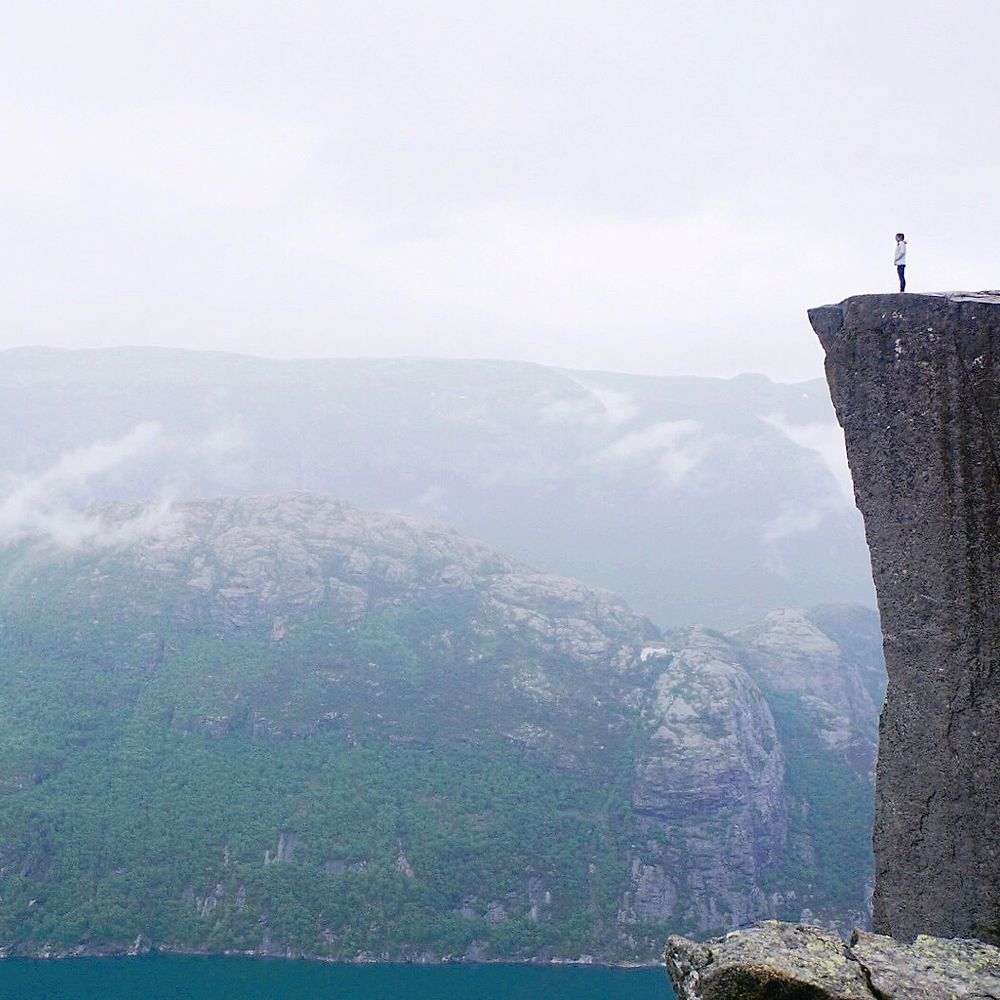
[895,233,907,292]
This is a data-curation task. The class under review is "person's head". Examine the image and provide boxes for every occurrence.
[896,233,905,241]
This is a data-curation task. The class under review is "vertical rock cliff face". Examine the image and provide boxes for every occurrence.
[627,608,883,940]
[627,629,789,932]
[810,292,1000,944]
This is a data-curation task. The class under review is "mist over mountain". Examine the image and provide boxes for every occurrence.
[0,347,873,627]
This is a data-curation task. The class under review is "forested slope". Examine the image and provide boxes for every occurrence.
[0,494,881,961]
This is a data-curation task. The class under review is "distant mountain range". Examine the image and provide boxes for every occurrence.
[0,494,880,962]
[0,347,874,627]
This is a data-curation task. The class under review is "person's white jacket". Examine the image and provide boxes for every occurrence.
[894,240,907,265]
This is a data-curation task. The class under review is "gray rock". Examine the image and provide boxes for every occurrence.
[10,492,653,661]
[667,922,1000,999]
[851,929,1000,999]
[275,832,296,862]
[665,922,873,999]
[732,608,881,780]
[622,610,884,938]
[625,629,788,932]
[810,293,1000,943]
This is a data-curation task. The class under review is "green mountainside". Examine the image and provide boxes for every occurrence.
[0,494,881,962]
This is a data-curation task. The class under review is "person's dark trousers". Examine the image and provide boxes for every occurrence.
[897,265,906,292]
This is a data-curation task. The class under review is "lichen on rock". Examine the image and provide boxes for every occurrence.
[665,921,1000,999]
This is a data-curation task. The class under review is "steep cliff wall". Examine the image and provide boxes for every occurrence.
[626,629,789,933]
[809,292,1000,943]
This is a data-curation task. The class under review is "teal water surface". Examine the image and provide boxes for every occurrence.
[0,956,676,1000]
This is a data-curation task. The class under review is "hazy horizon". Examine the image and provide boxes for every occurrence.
[5,2,997,382]
[1,340,834,386]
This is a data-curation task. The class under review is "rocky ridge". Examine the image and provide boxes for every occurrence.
[44,491,649,659]
[0,348,874,626]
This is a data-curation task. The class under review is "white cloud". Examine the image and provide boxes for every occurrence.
[758,414,858,546]
[593,420,707,486]
[414,483,448,512]
[762,502,828,543]
[0,419,247,549]
[760,413,855,505]
[0,423,174,548]
[564,377,639,426]
[536,395,601,426]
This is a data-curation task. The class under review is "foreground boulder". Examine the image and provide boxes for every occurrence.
[665,921,1000,999]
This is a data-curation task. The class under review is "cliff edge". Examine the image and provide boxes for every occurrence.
[809,292,1000,944]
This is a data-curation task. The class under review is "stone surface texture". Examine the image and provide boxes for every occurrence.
[810,292,1000,943]
[851,929,1000,1000]
[666,921,1000,999]
[621,607,883,937]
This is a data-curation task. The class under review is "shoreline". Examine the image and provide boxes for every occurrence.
[0,943,661,970]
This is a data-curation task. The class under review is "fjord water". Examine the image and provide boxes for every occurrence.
[0,956,676,1000]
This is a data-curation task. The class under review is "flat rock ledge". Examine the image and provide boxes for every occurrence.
[665,921,1000,999]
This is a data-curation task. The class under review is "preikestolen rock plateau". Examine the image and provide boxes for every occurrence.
[810,292,1000,943]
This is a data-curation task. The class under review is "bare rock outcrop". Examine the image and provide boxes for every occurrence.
[625,629,788,931]
[13,492,652,660]
[810,292,1000,943]
[732,608,882,779]
[666,921,1000,999]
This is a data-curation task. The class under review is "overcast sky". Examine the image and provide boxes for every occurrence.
[2,1,997,381]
